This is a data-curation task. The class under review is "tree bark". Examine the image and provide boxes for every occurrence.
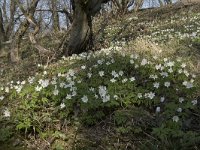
[2,0,8,25]
[66,0,91,55]
[18,0,50,54]
[66,0,110,56]
[10,21,29,63]
[10,0,39,63]
[0,1,17,43]
[51,0,60,31]
[6,0,16,39]
[0,8,6,50]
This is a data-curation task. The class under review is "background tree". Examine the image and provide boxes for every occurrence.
[111,0,130,14]
[158,0,164,7]
[10,0,40,62]
[0,0,17,50]
[134,0,144,12]
[50,0,60,31]
[0,8,6,50]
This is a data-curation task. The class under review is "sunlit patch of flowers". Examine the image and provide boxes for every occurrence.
[0,48,199,131]
[104,11,200,47]
[138,12,200,43]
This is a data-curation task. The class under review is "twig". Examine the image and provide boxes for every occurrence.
[143,131,158,141]
[192,112,200,117]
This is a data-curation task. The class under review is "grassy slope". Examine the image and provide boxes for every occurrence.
[0,4,200,149]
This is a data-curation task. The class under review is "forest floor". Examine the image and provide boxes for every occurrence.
[0,3,200,150]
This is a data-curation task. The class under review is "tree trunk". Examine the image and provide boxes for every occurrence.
[66,0,91,55]
[6,0,16,39]
[0,8,6,50]
[66,0,110,56]
[27,17,51,54]
[10,21,29,63]
[10,0,39,63]
[2,0,8,25]
[51,0,60,31]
